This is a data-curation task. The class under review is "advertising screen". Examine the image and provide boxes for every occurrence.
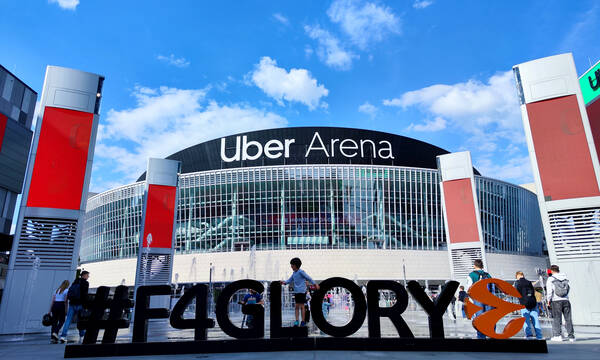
[142,184,177,249]
[442,178,480,244]
[26,107,93,210]
[526,95,600,201]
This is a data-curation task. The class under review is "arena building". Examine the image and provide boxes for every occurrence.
[80,127,548,288]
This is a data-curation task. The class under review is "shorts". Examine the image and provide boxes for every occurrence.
[294,293,306,304]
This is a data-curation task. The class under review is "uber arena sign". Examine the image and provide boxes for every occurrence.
[64,277,547,358]
[220,131,395,162]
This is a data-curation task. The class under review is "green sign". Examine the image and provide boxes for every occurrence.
[580,60,600,105]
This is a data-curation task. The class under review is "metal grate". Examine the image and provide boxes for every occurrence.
[138,253,172,285]
[450,247,483,280]
[548,208,600,261]
[15,217,77,270]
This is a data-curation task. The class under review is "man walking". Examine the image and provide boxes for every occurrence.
[466,259,492,339]
[60,271,90,343]
[514,271,543,339]
[546,265,575,342]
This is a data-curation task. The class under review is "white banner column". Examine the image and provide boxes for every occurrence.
[134,158,181,309]
[513,53,600,325]
[437,151,487,284]
[0,66,104,334]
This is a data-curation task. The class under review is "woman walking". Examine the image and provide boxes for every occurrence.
[50,280,69,343]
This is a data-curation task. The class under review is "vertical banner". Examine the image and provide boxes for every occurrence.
[0,113,7,152]
[580,60,600,163]
[437,151,487,283]
[0,66,104,334]
[134,158,180,308]
[514,53,600,325]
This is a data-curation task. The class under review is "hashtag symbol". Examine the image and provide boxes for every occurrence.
[80,285,132,344]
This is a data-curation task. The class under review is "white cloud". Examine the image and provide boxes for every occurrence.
[407,116,446,132]
[475,155,533,184]
[93,86,287,191]
[327,0,401,50]
[49,0,79,10]
[385,70,533,182]
[304,25,358,70]
[413,1,433,9]
[156,54,190,68]
[358,102,377,118]
[249,56,329,110]
[383,70,522,140]
[273,13,289,25]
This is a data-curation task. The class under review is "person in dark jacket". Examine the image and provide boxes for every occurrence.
[59,271,90,343]
[514,271,543,339]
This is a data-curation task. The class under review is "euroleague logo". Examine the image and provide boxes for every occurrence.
[464,278,526,339]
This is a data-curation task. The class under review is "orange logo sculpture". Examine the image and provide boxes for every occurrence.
[464,278,526,339]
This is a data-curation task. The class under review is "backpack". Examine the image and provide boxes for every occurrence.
[553,278,570,297]
[67,282,81,301]
[519,280,537,310]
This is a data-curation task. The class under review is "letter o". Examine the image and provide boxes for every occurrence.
[310,277,367,337]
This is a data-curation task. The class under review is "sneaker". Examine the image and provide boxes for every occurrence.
[59,337,67,344]
[300,321,306,327]
[51,332,59,341]
[568,337,576,342]
[293,321,299,327]
[550,336,564,342]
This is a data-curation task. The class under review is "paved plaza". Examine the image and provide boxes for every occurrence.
[1,306,598,359]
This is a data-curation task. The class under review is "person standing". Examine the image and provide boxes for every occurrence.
[457,286,468,318]
[466,259,492,339]
[240,289,264,329]
[49,280,69,343]
[60,271,90,343]
[546,265,575,342]
[281,257,319,327]
[514,271,543,339]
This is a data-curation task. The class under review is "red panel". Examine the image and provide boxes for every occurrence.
[442,178,480,244]
[142,184,177,249]
[0,113,7,152]
[526,95,600,201]
[26,107,93,210]
[587,100,600,164]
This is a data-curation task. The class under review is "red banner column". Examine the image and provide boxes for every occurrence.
[0,66,104,334]
[514,53,600,325]
[134,158,181,308]
[437,151,487,283]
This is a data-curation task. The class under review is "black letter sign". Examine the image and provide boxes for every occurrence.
[269,281,308,338]
[170,284,215,340]
[215,280,264,339]
[366,280,414,338]
[407,280,459,338]
[310,277,366,337]
[133,285,171,343]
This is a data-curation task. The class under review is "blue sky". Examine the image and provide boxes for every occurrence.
[2,0,600,192]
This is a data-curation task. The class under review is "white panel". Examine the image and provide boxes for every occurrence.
[2,74,14,101]
[53,89,90,110]
[21,88,32,112]
[437,151,473,181]
[10,105,19,120]
[146,158,181,186]
[514,53,579,104]
[548,208,600,261]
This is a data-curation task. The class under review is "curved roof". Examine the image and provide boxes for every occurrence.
[138,127,479,181]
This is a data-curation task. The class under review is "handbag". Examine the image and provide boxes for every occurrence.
[42,313,54,326]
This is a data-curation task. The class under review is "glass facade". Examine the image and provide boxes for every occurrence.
[80,165,544,263]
